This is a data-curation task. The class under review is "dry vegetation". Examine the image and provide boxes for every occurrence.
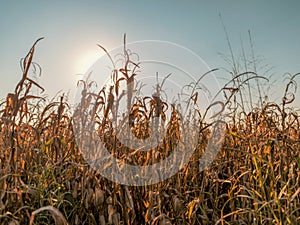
[0,37,299,225]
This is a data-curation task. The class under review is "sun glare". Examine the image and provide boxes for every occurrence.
[74,49,103,75]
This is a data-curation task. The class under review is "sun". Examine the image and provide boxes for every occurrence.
[74,49,103,75]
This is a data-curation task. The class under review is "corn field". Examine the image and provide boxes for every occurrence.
[0,38,299,225]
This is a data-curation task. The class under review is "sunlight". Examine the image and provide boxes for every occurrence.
[74,49,103,75]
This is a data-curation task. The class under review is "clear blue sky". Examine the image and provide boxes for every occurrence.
[1,0,300,106]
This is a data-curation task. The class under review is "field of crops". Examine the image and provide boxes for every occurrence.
[0,38,299,224]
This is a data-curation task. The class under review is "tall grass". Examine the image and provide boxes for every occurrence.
[0,37,299,225]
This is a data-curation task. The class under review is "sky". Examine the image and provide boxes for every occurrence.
[1,0,300,107]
